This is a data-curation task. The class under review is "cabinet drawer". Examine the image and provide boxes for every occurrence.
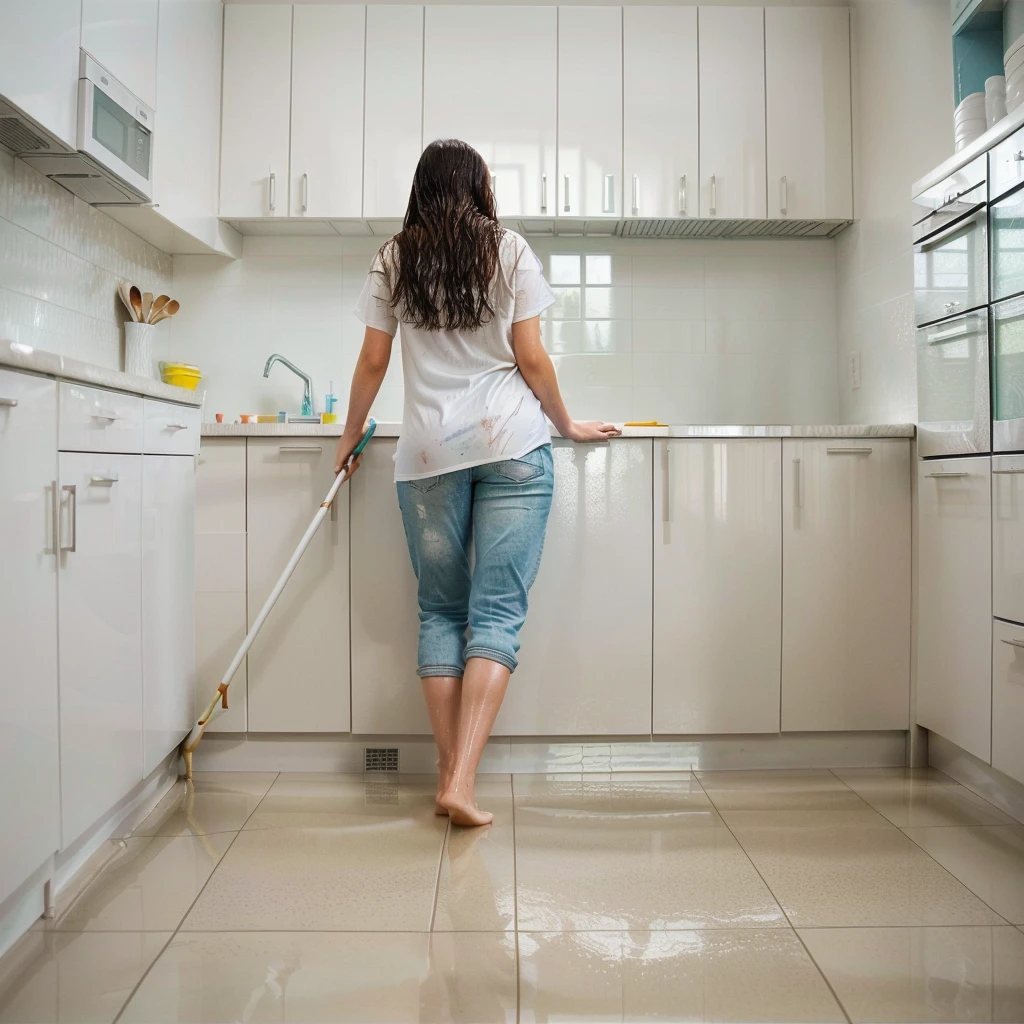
[993,620,1024,785]
[993,455,1024,622]
[59,383,143,453]
[144,400,200,455]
[991,127,1024,202]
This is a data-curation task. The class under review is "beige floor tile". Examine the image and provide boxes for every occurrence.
[0,931,168,1023]
[800,925,1024,1023]
[132,772,278,837]
[514,772,724,826]
[833,768,1018,827]
[734,825,1008,927]
[696,769,892,828]
[518,929,845,1022]
[902,826,1024,924]
[118,931,517,1023]
[433,824,515,932]
[516,820,786,931]
[182,817,447,931]
[49,833,234,932]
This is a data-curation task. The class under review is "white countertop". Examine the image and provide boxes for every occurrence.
[202,422,915,439]
[0,340,204,407]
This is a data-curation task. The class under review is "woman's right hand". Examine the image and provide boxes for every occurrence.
[564,420,622,442]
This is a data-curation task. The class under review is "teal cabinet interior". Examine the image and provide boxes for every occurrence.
[953,4,1004,107]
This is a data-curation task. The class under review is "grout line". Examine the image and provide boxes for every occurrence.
[110,771,281,1023]
[511,773,521,1022]
[427,816,449,934]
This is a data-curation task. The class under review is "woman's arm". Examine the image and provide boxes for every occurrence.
[334,326,394,475]
[511,316,621,442]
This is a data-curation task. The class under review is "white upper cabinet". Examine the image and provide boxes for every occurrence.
[653,440,782,734]
[782,440,911,731]
[623,7,698,220]
[698,6,766,219]
[364,6,423,219]
[424,6,556,218]
[291,5,365,218]
[81,0,159,108]
[220,4,292,219]
[0,0,80,148]
[765,6,852,220]
[558,6,623,218]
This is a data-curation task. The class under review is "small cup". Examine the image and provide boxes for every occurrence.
[215,413,224,423]
[278,411,287,423]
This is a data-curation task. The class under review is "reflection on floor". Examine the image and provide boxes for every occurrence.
[1,767,1023,1022]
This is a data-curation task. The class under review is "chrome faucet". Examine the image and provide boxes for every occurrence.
[263,353,315,416]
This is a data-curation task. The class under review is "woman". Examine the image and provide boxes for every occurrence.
[335,139,620,827]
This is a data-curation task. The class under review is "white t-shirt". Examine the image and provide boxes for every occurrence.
[353,229,556,482]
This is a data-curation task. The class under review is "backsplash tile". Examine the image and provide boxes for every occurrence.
[0,152,172,370]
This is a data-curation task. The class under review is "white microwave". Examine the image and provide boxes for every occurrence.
[20,52,154,204]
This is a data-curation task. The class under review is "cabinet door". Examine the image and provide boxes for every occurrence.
[194,440,248,733]
[350,440,426,734]
[424,6,556,218]
[495,440,653,735]
[246,440,349,732]
[81,0,159,107]
[765,7,852,220]
[0,0,80,148]
[992,620,1024,785]
[654,440,782,734]
[220,4,292,219]
[623,7,698,220]
[558,6,622,218]
[994,455,1024,624]
[142,456,194,775]
[364,5,423,219]
[290,4,364,218]
[782,440,911,731]
[698,6,766,219]
[0,373,60,905]
[58,453,142,846]
[917,457,992,761]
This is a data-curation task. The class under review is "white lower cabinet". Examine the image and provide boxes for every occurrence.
[246,440,350,732]
[782,440,912,731]
[992,454,1024,624]
[917,457,992,762]
[992,620,1024,785]
[0,372,60,906]
[58,452,143,846]
[653,440,782,734]
[142,456,195,775]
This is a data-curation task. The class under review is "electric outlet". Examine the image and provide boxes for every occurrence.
[848,352,861,391]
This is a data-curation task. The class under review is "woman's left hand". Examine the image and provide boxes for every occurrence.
[334,431,364,479]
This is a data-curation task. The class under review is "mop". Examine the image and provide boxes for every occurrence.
[179,419,377,778]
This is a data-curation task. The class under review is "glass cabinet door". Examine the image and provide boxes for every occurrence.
[991,185,1024,302]
[913,206,988,326]
[993,296,1024,452]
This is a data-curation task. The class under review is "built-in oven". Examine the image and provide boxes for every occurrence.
[990,182,1024,303]
[915,310,991,458]
[991,296,1024,452]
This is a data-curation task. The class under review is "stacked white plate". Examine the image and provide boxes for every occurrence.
[1006,32,1024,113]
[987,75,1007,127]
[954,92,987,151]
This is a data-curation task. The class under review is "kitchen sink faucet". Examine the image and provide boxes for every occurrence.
[263,353,315,416]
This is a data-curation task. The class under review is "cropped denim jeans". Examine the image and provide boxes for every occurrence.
[396,444,554,676]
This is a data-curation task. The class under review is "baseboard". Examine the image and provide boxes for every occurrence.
[191,731,909,774]
[928,732,1024,825]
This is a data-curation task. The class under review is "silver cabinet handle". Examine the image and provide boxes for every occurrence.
[780,175,788,216]
[603,174,614,214]
[278,445,322,452]
[710,174,717,216]
[166,422,189,431]
[61,484,77,552]
[541,173,547,214]
[1001,637,1024,649]
[661,443,672,525]
[50,480,59,554]
[926,471,970,478]
[92,410,119,423]
[269,171,276,213]
[632,175,639,216]
[563,174,570,214]
[679,175,686,216]
[89,474,118,486]
[0,397,17,408]
[993,468,1024,474]
[301,172,308,213]
[793,458,804,509]
[827,447,873,455]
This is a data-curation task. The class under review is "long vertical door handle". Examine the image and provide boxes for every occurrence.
[632,175,640,216]
[679,175,686,216]
[268,171,276,213]
[60,484,77,552]
[541,173,547,214]
[780,175,788,217]
[793,459,804,510]
[603,174,614,214]
[710,175,717,216]
[661,443,672,525]
[563,174,570,213]
[301,172,308,213]
[50,480,59,554]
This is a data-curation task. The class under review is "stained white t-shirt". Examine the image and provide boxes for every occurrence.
[353,229,556,482]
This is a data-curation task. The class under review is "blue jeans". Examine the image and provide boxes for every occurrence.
[396,444,554,676]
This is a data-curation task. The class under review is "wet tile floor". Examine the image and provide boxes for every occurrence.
[1,768,1023,1022]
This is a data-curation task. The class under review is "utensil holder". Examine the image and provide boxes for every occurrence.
[124,322,156,379]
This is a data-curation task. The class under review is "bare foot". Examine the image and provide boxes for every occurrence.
[436,768,452,815]
[439,788,494,827]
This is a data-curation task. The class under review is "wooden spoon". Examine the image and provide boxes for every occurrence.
[118,281,138,321]
[148,294,171,323]
[149,299,180,325]
[129,285,143,323]
[141,291,154,323]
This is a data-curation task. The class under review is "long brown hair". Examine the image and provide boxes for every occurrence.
[379,139,503,332]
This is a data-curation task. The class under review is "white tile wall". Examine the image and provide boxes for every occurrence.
[836,0,954,423]
[0,151,173,369]
[169,235,840,426]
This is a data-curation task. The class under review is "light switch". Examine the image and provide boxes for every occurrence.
[848,352,861,391]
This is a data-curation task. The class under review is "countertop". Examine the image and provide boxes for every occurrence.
[202,422,916,439]
[0,340,204,407]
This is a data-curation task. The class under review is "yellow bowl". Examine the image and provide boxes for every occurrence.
[162,370,202,390]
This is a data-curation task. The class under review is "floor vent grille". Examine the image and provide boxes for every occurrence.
[364,747,400,773]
